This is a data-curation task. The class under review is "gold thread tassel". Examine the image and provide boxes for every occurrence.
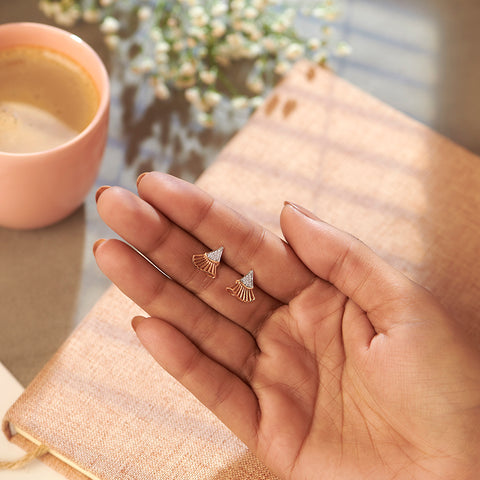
[227,270,255,303]
[192,246,224,278]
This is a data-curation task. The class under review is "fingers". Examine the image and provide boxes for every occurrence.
[96,186,279,333]
[136,172,316,303]
[93,238,259,382]
[280,203,418,333]
[132,315,259,448]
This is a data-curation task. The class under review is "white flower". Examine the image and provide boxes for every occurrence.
[172,40,185,52]
[167,17,178,28]
[249,96,264,109]
[285,43,304,60]
[312,7,327,19]
[197,112,215,128]
[189,27,207,41]
[150,28,163,41]
[214,53,230,67]
[244,7,258,19]
[179,61,196,77]
[155,41,170,55]
[100,16,120,34]
[55,10,80,27]
[335,41,352,57]
[211,2,228,16]
[271,21,287,33]
[244,43,261,58]
[226,32,244,48]
[189,5,205,18]
[252,0,267,9]
[104,34,120,50]
[232,19,243,31]
[137,6,152,21]
[274,61,290,75]
[312,50,327,65]
[241,22,261,40]
[191,13,209,28]
[169,26,183,41]
[155,52,169,64]
[185,87,201,105]
[282,8,295,21]
[83,8,101,23]
[307,38,321,50]
[231,96,248,110]
[38,0,54,16]
[154,82,170,100]
[211,19,226,38]
[262,37,278,53]
[203,90,222,107]
[246,76,264,94]
[199,70,217,85]
[132,58,155,74]
[231,0,245,11]
[325,7,339,21]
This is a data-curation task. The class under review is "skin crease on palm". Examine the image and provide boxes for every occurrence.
[93,172,480,480]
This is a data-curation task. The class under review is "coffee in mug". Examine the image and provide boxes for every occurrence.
[0,22,110,230]
[0,46,99,154]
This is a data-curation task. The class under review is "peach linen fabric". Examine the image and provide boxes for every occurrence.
[3,61,480,479]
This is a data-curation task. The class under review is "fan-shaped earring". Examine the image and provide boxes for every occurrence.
[226,270,255,303]
[192,246,224,279]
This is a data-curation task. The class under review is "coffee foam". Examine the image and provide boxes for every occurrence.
[0,46,99,154]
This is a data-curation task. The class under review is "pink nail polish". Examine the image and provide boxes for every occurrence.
[284,201,321,221]
[136,172,149,188]
[95,185,110,203]
[92,238,106,255]
[131,316,145,332]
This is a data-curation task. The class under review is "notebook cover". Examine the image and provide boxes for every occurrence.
[3,61,480,479]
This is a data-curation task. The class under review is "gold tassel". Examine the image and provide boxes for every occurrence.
[192,246,224,278]
[227,270,255,303]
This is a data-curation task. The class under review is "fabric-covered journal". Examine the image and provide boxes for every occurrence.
[3,61,480,479]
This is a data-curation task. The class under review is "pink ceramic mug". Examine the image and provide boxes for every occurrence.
[0,22,109,229]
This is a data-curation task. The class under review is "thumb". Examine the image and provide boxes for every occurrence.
[280,202,417,331]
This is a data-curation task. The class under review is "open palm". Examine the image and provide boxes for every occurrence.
[94,173,480,480]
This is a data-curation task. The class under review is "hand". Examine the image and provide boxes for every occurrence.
[94,172,480,480]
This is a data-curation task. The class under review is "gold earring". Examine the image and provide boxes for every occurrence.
[226,270,255,303]
[192,246,224,279]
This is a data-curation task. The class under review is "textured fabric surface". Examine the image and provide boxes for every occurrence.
[197,61,480,341]
[3,286,276,479]
[3,61,480,479]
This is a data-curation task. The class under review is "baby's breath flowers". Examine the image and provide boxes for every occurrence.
[39,0,349,128]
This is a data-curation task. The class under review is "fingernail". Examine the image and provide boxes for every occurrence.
[95,185,110,203]
[92,238,106,255]
[136,172,150,188]
[284,201,320,221]
[131,316,145,331]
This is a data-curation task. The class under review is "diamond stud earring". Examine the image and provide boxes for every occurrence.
[226,270,255,303]
[192,246,224,279]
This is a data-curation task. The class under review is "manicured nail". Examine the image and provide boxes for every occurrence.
[131,316,145,332]
[136,172,150,188]
[95,185,110,203]
[92,238,106,255]
[284,201,321,221]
